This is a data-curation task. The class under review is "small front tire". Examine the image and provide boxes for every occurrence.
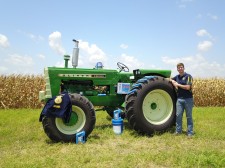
[42,93,96,142]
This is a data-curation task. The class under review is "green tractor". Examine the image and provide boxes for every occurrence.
[39,40,177,142]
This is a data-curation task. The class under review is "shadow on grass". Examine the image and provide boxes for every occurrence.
[44,115,176,143]
[94,120,132,129]
[104,115,177,138]
[88,134,101,140]
[128,125,176,138]
[45,139,62,144]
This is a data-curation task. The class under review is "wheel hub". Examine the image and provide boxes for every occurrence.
[150,102,157,110]
[64,112,78,126]
[143,89,173,125]
[55,106,86,135]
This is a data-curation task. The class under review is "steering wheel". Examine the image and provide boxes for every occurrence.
[117,62,129,72]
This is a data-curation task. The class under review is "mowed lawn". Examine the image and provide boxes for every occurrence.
[0,107,225,168]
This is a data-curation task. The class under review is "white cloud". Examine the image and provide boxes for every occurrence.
[5,54,34,66]
[162,56,181,65]
[0,66,8,73]
[196,29,214,41]
[162,54,225,78]
[73,40,149,71]
[78,40,107,67]
[77,40,156,71]
[197,41,212,51]
[0,34,10,48]
[178,0,194,8]
[118,53,146,71]
[55,61,64,67]
[178,4,186,8]
[196,14,202,19]
[196,13,218,21]
[0,54,35,74]
[38,54,45,60]
[196,29,210,37]
[28,33,44,41]
[49,31,66,56]
[17,30,44,42]
[207,13,218,20]
[181,0,194,2]
[120,44,128,49]
[162,55,201,67]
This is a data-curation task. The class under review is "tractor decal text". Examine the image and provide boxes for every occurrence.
[58,74,106,78]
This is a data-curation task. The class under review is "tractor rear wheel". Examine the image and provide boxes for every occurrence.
[125,76,176,135]
[42,93,96,142]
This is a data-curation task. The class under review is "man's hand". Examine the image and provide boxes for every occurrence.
[170,79,178,89]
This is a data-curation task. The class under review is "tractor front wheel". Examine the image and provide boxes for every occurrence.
[42,93,96,142]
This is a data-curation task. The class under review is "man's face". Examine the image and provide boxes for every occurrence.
[177,65,184,74]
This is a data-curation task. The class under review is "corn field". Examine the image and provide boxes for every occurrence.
[192,78,225,106]
[0,75,45,109]
[0,75,224,109]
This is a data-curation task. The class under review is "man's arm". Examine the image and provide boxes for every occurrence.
[176,83,191,90]
[170,80,191,90]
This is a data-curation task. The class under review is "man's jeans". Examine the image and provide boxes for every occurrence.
[176,98,194,135]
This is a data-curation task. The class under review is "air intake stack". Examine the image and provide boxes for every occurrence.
[72,39,79,68]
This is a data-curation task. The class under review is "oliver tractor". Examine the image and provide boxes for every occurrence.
[39,40,177,142]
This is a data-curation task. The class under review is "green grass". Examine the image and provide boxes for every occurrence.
[0,107,225,168]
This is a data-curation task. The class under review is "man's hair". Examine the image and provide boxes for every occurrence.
[177,63,184,68]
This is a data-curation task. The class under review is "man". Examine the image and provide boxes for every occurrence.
[170,63,194,137]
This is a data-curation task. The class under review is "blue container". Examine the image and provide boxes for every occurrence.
[113,109,122,119]
[97,93,106,96]
[76,131,86,144]
[112,118,123,135]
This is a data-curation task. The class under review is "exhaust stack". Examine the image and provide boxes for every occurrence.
[72,39,79,68]
[64,55,70,68]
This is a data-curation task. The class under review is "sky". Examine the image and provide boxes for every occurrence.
[0,0,225,78]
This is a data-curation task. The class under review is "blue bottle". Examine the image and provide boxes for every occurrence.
[76,131,86,144]
[112,109,123,135]
[113,109,122,119]
[112,118,123,134]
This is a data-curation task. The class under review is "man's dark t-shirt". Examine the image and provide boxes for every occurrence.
[172,72,193,99]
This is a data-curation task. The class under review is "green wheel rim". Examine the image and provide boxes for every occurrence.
[142,89,173,125]
[55,105,86,135]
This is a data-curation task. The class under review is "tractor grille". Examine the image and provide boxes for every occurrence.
[44,67,52,99]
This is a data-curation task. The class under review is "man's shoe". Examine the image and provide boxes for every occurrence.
[187,134,193,138]
[174,132,181,136]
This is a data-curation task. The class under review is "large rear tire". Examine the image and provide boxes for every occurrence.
[42,93,96,142]
[125,76,176,135]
